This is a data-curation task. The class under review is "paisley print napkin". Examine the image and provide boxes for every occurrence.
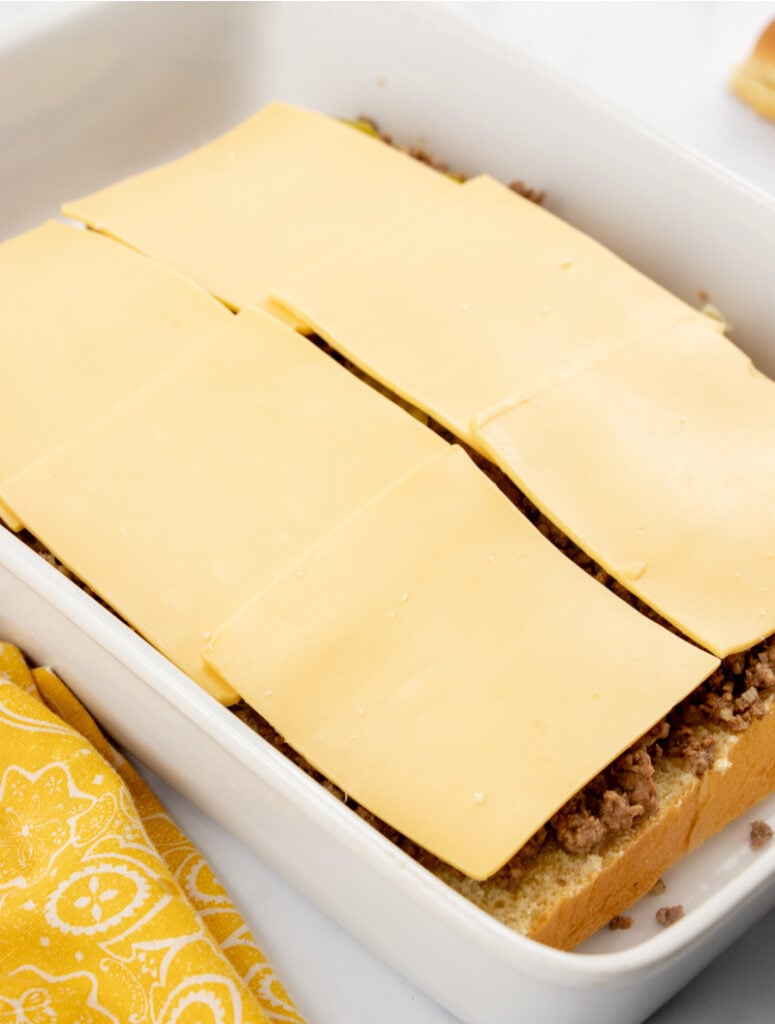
[0,643,303,1024]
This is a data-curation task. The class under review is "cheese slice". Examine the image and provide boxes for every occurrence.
[62,102,454,316]
[271,174,705,443]
[204,446,717,879]
[0,309,443,703]
[0,221,231,529]
[475,318,775,657]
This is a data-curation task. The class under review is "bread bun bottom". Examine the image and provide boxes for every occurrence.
[435,702,775,950]
[731,19,775,121]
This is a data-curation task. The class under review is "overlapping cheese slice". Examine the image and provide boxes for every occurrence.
[0,221,231,531]
[0,309,443,703]
[62,102,454,317]
[270,170,775,657]
[475,318,775,657]
[205,446,718,879]
[271,174,710,443]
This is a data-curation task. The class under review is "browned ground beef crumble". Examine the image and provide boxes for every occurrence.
[656,905,685,927]
[750,820,773,849]
[608,915,634,931]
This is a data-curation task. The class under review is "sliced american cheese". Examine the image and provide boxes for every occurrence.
[0,221,231,529]
[204,446,718,879]
[0,499,22,534]
[272,174,704,443]
[63,102,454,315]
[0,309,443,703]
[474,318,775,657]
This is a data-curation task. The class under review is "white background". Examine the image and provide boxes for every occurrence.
[2,3,775,1022]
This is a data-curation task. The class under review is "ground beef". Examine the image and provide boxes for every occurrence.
[675,640,775,735]
[507,827,548,882]
[551,744,659,855]
[607,747,658,817]
[599,790,643,833]
[553,798,608,855]
[665,726,717,777]
[746,655,775,695]
[637,719,671,750]
[608,915,633,931]
[508,180,546,205]
[656,905,685,927]
[750,820,773,849]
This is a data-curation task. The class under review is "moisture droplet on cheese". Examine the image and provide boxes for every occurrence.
[623,561,647,581]
[473,792,485,804]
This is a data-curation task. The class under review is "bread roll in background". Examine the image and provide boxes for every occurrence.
[731,18,775,121]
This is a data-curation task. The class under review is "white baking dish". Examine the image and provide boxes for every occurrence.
[2,4,775,1022]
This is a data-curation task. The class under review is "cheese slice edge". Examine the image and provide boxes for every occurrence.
[205,446,718,879]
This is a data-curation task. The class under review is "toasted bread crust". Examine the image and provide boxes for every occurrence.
[531,705,775,949]
[731,19,775,121]
[437,703,775,951]
[529,779,698,949]
[751,18,775,64]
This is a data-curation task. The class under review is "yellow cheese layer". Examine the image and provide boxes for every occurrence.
[475,318,775,657]
[0,309,443,703]
[62,102,454,316]
[205,447,718,879]
[272,174,705,443]
[0,221,231,530]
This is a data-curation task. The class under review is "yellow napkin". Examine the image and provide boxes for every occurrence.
[0,643,303,1023]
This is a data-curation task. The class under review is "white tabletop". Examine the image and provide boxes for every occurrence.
[2,3,775,1022]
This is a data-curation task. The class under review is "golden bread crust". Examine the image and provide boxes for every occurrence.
[437,704,775,951]
[751,18,775,64]
[731,19,775,120]
[530,705,775,949]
